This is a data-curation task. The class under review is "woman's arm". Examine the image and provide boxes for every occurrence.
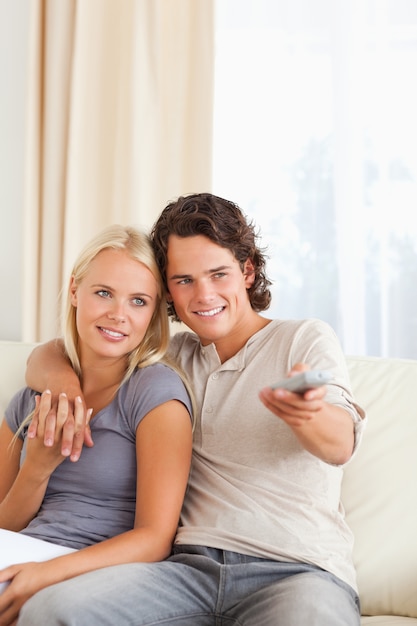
[0,399,192,623]
[26,340,92,461]
[0,421,22,505]
[0,411,52,531]
[0,394,75,531]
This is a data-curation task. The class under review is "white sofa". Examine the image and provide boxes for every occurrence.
[0,340,416,624]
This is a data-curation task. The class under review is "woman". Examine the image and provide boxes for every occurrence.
[0,225,193,623]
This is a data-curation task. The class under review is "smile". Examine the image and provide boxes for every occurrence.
[195,306,225,317]
[98,327,126,338]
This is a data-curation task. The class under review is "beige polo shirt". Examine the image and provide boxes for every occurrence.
[169,318,366,591]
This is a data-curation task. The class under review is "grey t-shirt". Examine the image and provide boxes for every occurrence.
[5,363,192,549]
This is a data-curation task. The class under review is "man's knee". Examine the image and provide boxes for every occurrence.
[278,572,360,626]
[237,571,360,626]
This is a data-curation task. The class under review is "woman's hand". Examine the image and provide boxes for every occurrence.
[24,392,72,475]
[27,391,93,463]
[0,561,49,625]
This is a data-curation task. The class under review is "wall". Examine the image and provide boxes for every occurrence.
[0,0,30,340]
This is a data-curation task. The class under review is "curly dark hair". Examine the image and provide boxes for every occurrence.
[150,193,272,321]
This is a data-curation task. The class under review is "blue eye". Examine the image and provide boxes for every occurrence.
[133,297,145,306]
[97,289,111,298]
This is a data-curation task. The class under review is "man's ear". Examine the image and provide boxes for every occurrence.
[243,259,256,288]
[69,276,78,306]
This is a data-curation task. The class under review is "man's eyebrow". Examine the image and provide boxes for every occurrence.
[169,273,192,280]
[168,265,232,280]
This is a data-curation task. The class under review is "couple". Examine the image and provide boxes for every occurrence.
[3,193,365,625]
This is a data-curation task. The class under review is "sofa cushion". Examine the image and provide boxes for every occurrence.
[362,618,417,625]
[344,356,417,619]
[0,341,38,419]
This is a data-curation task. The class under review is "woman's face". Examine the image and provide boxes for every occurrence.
[70,248,159,364]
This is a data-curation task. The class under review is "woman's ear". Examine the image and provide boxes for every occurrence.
[69,276,78,306]
[243,259,256,288]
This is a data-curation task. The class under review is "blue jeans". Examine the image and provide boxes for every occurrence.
[19,545,360,625]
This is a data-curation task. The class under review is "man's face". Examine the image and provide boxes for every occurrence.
[166,234,255,349]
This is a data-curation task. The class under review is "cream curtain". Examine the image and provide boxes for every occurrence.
[23,0,214,342]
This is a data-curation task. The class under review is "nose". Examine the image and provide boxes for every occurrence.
[194,279,215,302]
[108,314,125,323]
[107,303,126,323]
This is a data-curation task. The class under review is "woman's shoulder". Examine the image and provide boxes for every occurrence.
[129,362,185,385]
[117,363,192,428]
[121,362,190,404]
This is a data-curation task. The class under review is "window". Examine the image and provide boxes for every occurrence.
[213,0,417,358]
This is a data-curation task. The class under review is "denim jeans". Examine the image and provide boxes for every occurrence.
[19,545,360,626]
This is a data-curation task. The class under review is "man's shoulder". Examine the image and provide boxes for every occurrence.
[256,317,333,342]
[168,329,200,357]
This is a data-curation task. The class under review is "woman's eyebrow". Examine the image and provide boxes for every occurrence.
[90,283,154,299]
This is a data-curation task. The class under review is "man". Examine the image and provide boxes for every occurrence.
[18,193,365,625]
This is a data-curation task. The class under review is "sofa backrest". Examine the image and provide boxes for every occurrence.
[0,341,38,418]
[344,355,417,618]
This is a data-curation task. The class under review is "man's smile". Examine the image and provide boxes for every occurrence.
[195,306,225,317]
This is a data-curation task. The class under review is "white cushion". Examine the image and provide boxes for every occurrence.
[0,341,38,419]
[345,355,417,619]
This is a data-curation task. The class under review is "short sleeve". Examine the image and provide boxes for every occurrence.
[117,364,193,434]
[4,387,37,439]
